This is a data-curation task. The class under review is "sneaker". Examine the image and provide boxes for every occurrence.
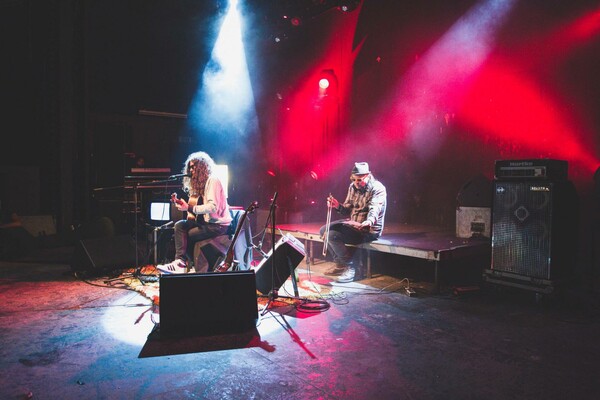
[156,259,187,274]
[337,267,356,283]
[324,264,346,275]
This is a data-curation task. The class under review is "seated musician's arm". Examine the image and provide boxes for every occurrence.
[365,184,387,226]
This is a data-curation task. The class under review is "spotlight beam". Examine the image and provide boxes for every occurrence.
[187,0,259,151]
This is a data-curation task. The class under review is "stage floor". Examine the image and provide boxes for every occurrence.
[271,222,491,292]
[1,256,600,399]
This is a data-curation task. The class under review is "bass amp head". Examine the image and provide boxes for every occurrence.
[494,159,568,181]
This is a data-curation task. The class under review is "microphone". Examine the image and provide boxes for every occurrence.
[168,173,191,178]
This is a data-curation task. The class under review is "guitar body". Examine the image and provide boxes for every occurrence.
[214,201,258,273]
[187,195,199,221]
[171,193,202,222]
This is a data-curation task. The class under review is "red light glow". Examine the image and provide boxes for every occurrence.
[459,60,598,173]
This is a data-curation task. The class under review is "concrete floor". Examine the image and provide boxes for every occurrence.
[1,249,600,400]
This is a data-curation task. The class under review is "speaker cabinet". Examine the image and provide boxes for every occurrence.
[490,180,578,284]
[159,270,258,337]
[255,233,306,295]
[71,234,136,274]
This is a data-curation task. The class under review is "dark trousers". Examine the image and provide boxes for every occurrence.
[173,219,229,261]
[319,219,377,267]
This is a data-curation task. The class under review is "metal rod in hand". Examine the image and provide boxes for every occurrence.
[322,195,333,256]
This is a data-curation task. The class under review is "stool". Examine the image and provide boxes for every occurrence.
[189,208,253,272]
[191,235,231,272]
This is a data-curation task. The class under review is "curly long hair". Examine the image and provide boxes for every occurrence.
[181,151,215,197]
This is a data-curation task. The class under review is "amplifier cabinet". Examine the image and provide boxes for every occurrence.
[490,180,578,284]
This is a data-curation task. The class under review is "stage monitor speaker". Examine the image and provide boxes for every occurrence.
[71,234,136,274]
[159,270,258,337]
[255,233,306,295]
[490,180,578,281]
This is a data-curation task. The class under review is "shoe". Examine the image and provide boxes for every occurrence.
[337,267,356,283]
[324,264,346,275]
[156,259,187,274]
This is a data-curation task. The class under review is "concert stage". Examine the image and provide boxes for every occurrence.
[271,222,491,293]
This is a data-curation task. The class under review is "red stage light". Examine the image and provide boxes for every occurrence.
[318,78,330,90]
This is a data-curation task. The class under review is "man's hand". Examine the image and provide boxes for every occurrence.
[360,220,372,228]
[327,195,339,209]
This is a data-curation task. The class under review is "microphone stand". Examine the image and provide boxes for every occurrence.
[261,192,278,315]
[260,192,302,316]
[105,176,182,285]
[252,199,274,259]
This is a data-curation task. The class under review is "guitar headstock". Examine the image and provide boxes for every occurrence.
[246,201,259,213]
[171,193,182,205]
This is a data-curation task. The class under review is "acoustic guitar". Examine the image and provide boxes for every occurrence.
[171,193,200,221]
[213,201,258,273]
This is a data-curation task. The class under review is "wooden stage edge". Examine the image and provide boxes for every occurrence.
[269,222,491,293]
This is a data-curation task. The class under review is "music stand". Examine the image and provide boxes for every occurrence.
[260,192,302,316]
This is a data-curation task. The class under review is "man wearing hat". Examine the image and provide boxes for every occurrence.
[320,162,387,282]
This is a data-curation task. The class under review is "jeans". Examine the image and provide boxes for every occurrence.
[173,219,229,261]
[319,219,377,267]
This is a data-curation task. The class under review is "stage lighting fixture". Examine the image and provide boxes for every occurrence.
[338,0,360,13]
[319,78,330,89]
[318,69,338,95]
[274,32,288,43]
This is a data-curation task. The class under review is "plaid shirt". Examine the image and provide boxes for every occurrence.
[337,176,387,237]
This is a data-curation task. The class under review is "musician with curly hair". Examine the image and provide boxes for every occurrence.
[157,151,232,274]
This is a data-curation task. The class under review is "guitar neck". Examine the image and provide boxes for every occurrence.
[223,214,246,265]
[214,201,257,272]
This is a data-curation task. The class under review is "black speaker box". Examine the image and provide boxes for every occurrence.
[71,234,136,274]
[491,180,578,281]
[159,270,258,337]
[255,234,306,295]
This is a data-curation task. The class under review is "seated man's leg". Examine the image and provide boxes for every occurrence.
[157,219,197,274]
[320,220,365,281]
[159,219,228,274]
[320,221,348,271]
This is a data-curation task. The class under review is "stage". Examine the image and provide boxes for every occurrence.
[270,222,491,293]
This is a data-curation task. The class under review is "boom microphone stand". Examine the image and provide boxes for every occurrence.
[105,175,181,285]
[252,198,274,259]
[104,181,155,284]
[260,192,302,316]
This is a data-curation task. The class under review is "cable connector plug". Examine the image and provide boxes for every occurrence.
[405,287,416,297]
